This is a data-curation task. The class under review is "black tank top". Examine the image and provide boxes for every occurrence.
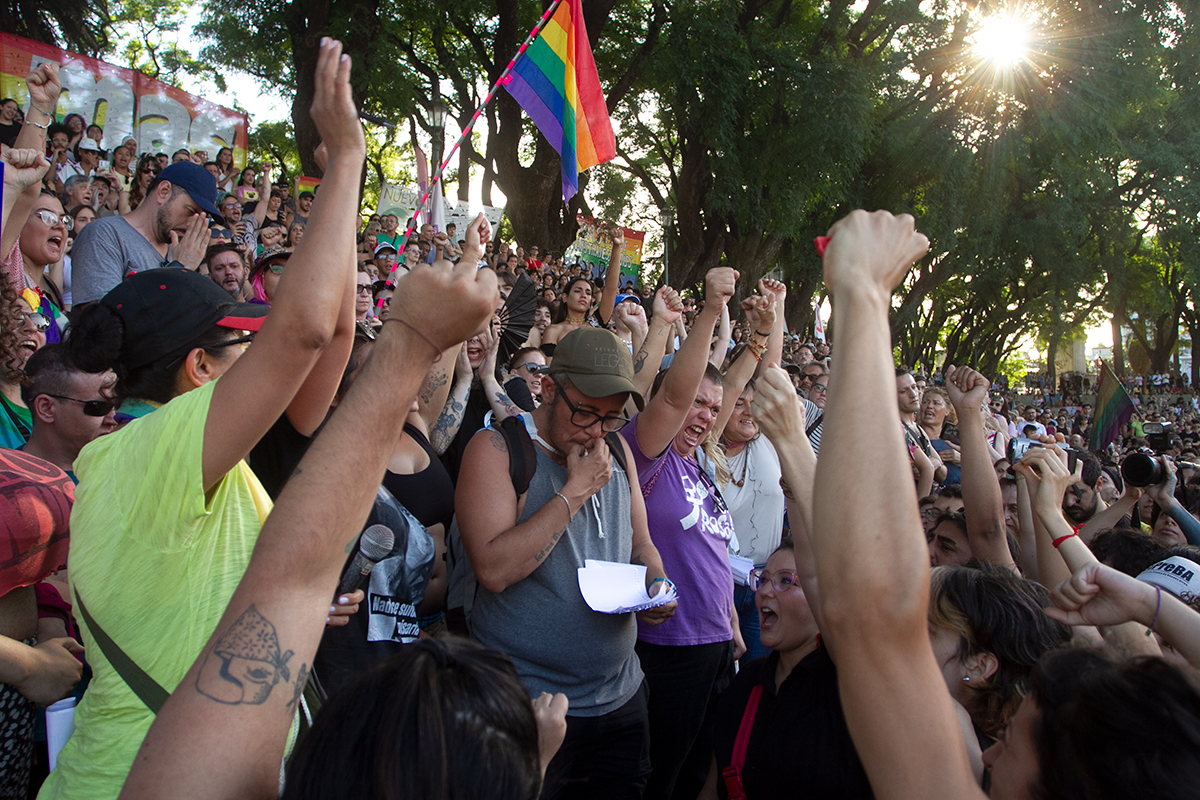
[382,423,455,530]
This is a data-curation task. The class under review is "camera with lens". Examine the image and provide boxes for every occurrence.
[1141,421,1173,454]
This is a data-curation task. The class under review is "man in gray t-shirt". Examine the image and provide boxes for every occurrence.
[455,328,675,800]
[70,161,220,305]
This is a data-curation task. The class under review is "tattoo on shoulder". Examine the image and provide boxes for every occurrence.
[488,430,509,452]
[286,663,309,716]
[196,605,293,705]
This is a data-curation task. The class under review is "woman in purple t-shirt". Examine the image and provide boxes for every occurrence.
[620,268,779,800]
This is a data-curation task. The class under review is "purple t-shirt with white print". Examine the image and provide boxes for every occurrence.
[623,414,735,646]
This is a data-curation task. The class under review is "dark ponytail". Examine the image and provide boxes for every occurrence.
[65,303,235,406]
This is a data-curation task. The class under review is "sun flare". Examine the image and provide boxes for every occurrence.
[972,14,1031,67]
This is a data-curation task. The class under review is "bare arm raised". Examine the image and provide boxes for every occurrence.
[632,268,737,458]
[809,210,982,800]
[945,365,1016,573]
[201,39,364,489]
[118,209,499,800]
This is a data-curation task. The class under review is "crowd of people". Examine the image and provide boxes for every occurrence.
[0,43,1197,800]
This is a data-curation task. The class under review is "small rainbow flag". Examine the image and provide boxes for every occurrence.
[1090,360,1136,451]
[294,176,322,197]
[501,0,616,202]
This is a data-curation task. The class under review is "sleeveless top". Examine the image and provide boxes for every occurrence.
[471,445,643,717]
[382,423,455,531]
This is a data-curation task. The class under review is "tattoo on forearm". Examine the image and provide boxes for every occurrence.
[286,663,308,716]
[430,397,465,452]
[633,344,650,375]
[493,391,522,419]
[534,528,565,563]
[631,553,646,567]
[420,370,448,404]
[196,605,293,705]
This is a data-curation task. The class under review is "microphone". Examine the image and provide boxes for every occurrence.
[337,524,395,597]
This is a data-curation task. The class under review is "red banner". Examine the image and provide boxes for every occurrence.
[0,32,249,166]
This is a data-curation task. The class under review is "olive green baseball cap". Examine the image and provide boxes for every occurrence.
[550,327,645,410]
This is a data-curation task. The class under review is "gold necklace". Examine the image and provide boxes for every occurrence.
[565,316,586,325]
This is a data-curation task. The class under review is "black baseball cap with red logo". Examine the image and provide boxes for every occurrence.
[101,268,269,369]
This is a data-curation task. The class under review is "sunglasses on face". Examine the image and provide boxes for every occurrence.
[515,362,543,373]
[377,296,392,307]
[22,312,50,332]
[265,262,287,274]
[44,394,114,416]
[33,210,72,231]
[210,228,233,239]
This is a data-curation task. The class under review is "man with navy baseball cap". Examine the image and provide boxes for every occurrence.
[71,161,223,306]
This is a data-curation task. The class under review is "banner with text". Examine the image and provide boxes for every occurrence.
[377,182,504,237]
[566,215,645,288]
[0,32,249,166]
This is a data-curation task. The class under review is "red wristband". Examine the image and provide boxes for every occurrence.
[1051,533,1077,549]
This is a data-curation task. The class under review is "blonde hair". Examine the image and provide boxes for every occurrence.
[704,436,731,489]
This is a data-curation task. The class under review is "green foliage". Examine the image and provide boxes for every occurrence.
[2,0,111,55]
[187,0,1200,372]
[109,0,227,90]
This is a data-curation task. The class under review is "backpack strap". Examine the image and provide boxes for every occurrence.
[604,431,628,475]
[75,590,169,714]
[496,415,538,497]
[721,683,764,800]
[806,412,824,438]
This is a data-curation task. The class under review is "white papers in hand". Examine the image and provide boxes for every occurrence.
[578,559,678,614]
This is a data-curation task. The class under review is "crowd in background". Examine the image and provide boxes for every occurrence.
[0,47,1197,800]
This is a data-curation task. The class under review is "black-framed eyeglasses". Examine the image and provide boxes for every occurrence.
[810,382,828,394]
[356,284,372,295]
[22,312,50,332]
[214,332,255,348]
[559,391,630,433]
[33,210,73,231]
[749,568,801,593]
[43,394,114,416]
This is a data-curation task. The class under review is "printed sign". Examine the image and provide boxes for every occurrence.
[0,32,249,165]
[565,213,645,288]
[378,182,504,237]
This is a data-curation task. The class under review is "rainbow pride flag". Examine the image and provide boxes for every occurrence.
[1090,360,1136,451]
[502,0,616,201]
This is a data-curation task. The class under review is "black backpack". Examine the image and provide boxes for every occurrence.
[494,415,628,496]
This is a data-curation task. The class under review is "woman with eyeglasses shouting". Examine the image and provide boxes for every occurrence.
[697,538,873,800]
[2,145,70,347]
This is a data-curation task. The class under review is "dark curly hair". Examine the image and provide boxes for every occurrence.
[1,281,28,385]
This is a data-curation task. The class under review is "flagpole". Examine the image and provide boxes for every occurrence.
[398,0,567,244]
